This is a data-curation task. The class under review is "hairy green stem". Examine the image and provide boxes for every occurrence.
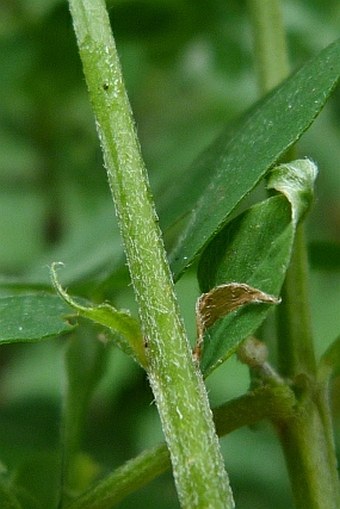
[66,385,296,509]
[67,1,233,507]
[248,1,340,508]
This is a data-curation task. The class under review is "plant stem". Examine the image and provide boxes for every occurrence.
[276,377,340,509]
[247,0,289,93]
[67,1,234,507]
[248,0,317,380]
[248,2,340,508]
[60,323,107,507]
[276,227,316,377]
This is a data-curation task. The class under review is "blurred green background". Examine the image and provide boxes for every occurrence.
[0,1,339,508]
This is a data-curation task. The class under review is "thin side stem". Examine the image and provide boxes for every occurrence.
[60,324,107,507]
[249,0,317,381]
[276,227,316,377]
[67,1,233,507]
[247,0,289,93]
[248,2,340,508]
[276,380,340,509]
[66,444,170,509]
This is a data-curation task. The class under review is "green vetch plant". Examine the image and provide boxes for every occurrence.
[0,1,340,509]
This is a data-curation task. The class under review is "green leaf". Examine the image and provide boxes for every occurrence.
[0,294,74,344]
[51,264,146,367]
[197,159,317,375]
[169,39,340,280]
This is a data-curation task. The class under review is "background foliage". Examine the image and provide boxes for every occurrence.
[0,1,339,507]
